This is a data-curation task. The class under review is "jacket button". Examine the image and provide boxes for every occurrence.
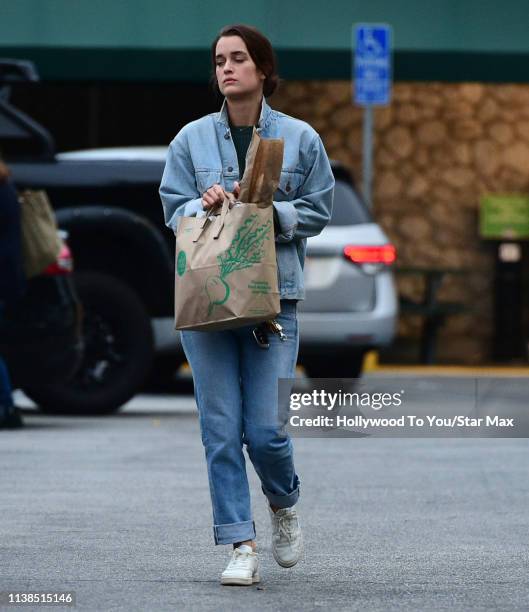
[286,182,291,192]
[224,133,230,140]
[228,166,233,172]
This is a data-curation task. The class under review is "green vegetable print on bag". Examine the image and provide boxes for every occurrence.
[205,214,272,316]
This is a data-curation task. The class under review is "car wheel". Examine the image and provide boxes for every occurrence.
[302,350,365,379]
[23,271,154,415]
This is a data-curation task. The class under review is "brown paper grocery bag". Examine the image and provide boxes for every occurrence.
[174,130,283,331]
[19,190,62,278]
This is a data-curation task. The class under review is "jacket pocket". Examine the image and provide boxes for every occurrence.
[276,241,299,292]
[275,170,304,201]
[195,170,222,196]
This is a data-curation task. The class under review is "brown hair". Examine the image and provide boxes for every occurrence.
[210,24,279,98]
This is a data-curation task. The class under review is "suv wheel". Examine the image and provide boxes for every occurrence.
[23,271,154,415]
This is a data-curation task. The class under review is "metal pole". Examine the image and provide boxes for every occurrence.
[362,104,373,209]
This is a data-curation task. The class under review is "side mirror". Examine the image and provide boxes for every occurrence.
[0,59,40,84]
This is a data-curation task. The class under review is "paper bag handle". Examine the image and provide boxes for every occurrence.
[213,192,235,239]
[192,192,235,243]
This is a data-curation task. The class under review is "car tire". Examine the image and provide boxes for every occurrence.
[23,271,154,415]
[302,350,365,379]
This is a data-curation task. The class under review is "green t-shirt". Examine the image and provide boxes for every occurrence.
[229,121,254,179]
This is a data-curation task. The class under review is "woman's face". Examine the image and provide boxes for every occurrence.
[215,35,265,98]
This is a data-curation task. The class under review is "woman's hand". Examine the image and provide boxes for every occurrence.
[202,181,240,211]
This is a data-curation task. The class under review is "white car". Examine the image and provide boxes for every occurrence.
[298,168,397,377]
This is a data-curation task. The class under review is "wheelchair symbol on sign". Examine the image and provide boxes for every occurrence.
[358,28,384,58]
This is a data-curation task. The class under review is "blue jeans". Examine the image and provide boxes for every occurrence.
[0,305,14,419]
[181,300,300,545]
[0,355,14,419]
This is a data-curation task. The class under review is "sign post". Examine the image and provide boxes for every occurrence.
[480,194,529,360]
[353,24,392,209]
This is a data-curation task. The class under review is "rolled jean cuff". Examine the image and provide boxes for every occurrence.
[213,519,256,545]
[261,479,300,509]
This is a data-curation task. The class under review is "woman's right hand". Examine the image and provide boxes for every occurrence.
[202,184,226,211]
[202,182,240,211]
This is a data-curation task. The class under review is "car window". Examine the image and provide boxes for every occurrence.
[329,179,372,226]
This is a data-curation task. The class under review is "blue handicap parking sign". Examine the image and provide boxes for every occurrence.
[354,24,392,105]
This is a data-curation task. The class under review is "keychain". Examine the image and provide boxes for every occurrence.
[252,323,270,349]
[267,319,287,341]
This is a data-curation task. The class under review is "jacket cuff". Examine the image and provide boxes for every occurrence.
[183,198,205,217]
[273,201,298,243]
[169,197,205,232]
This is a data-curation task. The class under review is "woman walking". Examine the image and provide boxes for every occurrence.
[159,24,334,585]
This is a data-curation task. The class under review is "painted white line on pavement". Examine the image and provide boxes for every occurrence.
[13,390,197,414]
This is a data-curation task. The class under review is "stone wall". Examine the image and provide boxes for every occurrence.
[269,82,529,363]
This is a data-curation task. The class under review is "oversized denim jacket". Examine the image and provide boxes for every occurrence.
[159,97,335,300]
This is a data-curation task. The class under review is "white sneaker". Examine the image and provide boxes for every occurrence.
[220,545,260,586]
[268,503,303,568]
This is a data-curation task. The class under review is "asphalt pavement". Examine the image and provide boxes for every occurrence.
[1,388,528,611]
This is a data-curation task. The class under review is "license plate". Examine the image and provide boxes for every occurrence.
[304,256,340,289]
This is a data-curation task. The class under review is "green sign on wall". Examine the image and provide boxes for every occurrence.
[480,194,529,240]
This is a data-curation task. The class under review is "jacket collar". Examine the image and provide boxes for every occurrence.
[217,96,272,130]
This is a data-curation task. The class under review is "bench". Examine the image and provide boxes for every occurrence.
[396,267,471,364]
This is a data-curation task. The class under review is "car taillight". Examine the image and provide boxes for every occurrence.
[343,244,396,269]
[42,243,74,276]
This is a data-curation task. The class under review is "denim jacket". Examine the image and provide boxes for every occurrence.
[159,97,335,300]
